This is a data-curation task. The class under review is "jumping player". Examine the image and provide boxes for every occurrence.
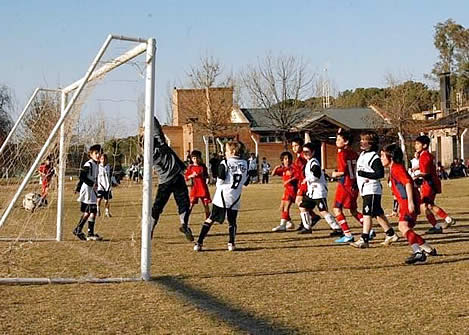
[297,141,341,235]
[73,144,102,241]
[185,150,211,220]
[271,151,297,232]
[194,140,249,252]
[351,131,398,248]
[150,117,193,241]
[381,143,437,264]
[331,129,365,243]
[38,156,54,206]
[414,135,455,234]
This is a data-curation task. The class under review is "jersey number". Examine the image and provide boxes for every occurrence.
[232,174,242,189]
[347,160,357,179]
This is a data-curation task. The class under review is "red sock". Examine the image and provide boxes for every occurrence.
[435,208,448,220]
[281,211,289,220]
[405,229,424,245]
[426,213,437,227]
[353,212,364,226]
[336,213,350,234]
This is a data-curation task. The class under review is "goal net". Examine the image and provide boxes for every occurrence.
[0,35,156,283]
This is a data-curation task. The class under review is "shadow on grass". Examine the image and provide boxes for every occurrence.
[150,276,300,335]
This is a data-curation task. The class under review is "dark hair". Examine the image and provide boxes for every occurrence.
[89,144,102,154]
[415,135,430,146]
[191,150,202,158]
[303,140,321,154]
[291,137,304,146]
[360,131,379,151]
[280,151,293,161]
[337,128,353,145]
[382,143,404,164]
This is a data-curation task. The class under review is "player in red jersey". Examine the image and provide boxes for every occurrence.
[271,152,298,231]
[331,129,365,243]
[38,156,55,205]
[381,144,436,264]
[185,150,211,220]
[414,135,455,234]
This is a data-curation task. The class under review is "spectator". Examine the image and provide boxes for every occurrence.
[261,157,271,184]
[449,158,466,178]
[437,161,449,180]
[247,153,259,183]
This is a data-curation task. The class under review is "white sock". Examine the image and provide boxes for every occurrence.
[324,213,340,230]
[435,223,442,229]
[420,243,433,253]
[280,219,287,226]
[300,212,312,229]
[445,216,453,224]
[411,243,420,253]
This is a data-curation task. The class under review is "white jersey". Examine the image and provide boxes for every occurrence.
[248,157,257,171]
[212,157,248,210]
[261,162,271,174]
[98,164,112,192]
[409,157,420,178]
[77,159,98,204]
[356,151,382,196]
[304,158,328,199]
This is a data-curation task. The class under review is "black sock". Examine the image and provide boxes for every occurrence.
[361,233,370,243]
[228,222,237,244]
[197,222,212,244]
[385,228,395,237]
[75,216,87,233]
[87,220,95,235]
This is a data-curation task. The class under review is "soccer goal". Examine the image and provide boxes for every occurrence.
[0,34,156,283]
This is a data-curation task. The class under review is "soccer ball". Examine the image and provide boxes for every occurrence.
[23,193,42,212]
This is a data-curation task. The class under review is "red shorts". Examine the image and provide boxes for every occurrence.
[334,185,358,210]
[190,196,211,205]
[420,184,436,205]
[398,202,419,227]
[282,187,297,202]
[296,183,306,197]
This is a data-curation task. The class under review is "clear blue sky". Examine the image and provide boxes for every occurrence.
[1,0,468,126]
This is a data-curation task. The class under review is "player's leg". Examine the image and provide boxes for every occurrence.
[351,195,376,248]
[430,202,455,229]
[86,205,102,241]
[273,200,289,232]
[151,183,172,239]
[172,175,193,241]
[227,209,239,251]
[73,205,90,240]
[316,199,341,236]
[97,196,102,216]
[285,200,295,230]
[194,205,225,251]
[104,196,112,217]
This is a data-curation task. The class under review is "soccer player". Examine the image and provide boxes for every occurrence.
[73,144,102,241]
[414,135,455,234]
[150,117,193,241]
[38,156,55,206]
[331,129,366,243]
[297,141,341,235]
[271,152,297,231]
[185,150,211,220]
[351,131,398,248]
[381,143,436,264]
[261,157,271,184]
[194,140,249,252]
[247,153,258,183]
[97,153,113,217]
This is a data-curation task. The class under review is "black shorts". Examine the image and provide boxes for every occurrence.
[97,190,112,200]
[209,204,238,224]
[362,194,384,218]
[300,196,328,211]
[248,170,258,178]
[80,202,98,214]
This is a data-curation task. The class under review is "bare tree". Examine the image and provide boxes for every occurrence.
[241,53,315,148]
[0,84,14,142]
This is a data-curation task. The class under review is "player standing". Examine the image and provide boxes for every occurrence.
[185,150,211,220]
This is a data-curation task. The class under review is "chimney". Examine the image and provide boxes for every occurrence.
[439,72,451,116]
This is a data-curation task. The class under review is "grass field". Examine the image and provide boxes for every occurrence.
[2,177,469,334]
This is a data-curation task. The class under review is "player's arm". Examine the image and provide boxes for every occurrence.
[79,165,94,187]
[357,158,384,180]
[405,182,415,213]
[332,153,345,178]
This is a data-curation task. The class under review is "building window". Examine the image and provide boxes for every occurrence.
[259,135,282,143]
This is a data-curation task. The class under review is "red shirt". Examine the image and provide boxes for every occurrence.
[292,152,307,183]
[274,165,298,190]
[185,164,210,198]
[336,147,358,189]
[39,163,53,183]
[390,163,418,203]
[418,150,441,194]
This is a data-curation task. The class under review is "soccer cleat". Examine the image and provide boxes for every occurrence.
[405,252,427,265]
[193,243,202,252]
[285,221,295,230]
[368,229,376,240]
[350,238,369,249]
[442,217,456,229]
[297,227,313,234]
[179,225,194,242]
[86,233,103,241]
[421,247,438,256]
[227,243,235,251]
[335,235,354,243]
[295,223,305,231]
[380,234,399,246]
[426,226,443,234]
[329,229,343,237]
[272,224,287,232]
[73,229,87,241]
[311,215,321,227]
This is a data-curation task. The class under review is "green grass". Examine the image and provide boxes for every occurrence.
[1,178,469,334]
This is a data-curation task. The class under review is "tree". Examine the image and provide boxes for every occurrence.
[241,53,315,148]
[0,84,14,143]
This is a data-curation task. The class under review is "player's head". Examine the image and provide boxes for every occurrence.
[225,140,244,158]
[280,151,293,166]
[302,140,321,159]
[415,135,430,153]
[291,137,304,154]
[262,157,266,161]
[100,153,108,164]
[381,143,403,167]
[360,131,379,151]
[336,128,353,149]
[88,144,102,161]
[190,150,203,164]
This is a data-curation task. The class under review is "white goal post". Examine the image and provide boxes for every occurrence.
[0,34,156,282]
